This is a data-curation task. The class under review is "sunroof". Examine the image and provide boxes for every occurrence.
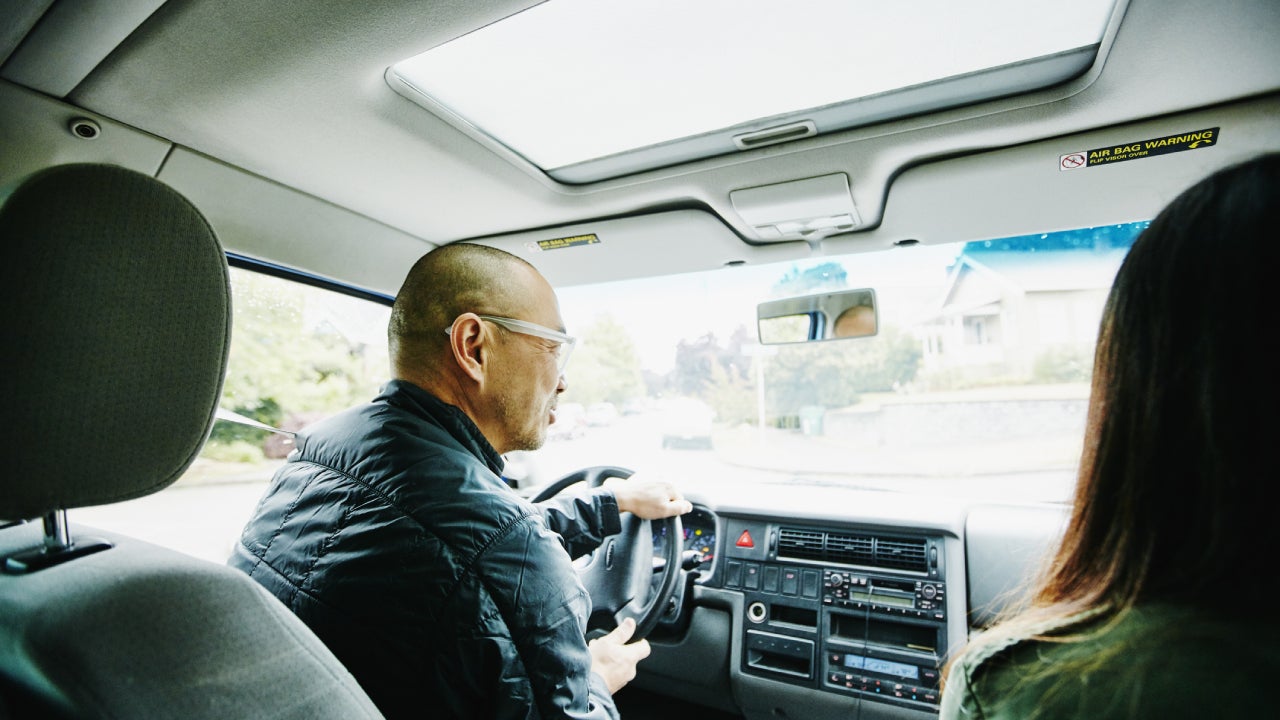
[389,0,1119,183]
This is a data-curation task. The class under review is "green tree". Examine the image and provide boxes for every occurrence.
[561,315,644,405]
[671,333,719,397]
[211,270,389,451]
[705,360,757,426]
[671,325,754,401]
[763,325,922,415]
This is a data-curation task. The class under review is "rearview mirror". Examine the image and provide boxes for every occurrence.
[757,289,878,344]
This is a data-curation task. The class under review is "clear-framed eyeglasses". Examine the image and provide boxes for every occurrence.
[446,314,576,374]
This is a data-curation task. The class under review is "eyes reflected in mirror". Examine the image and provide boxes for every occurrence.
[757,289,878,344]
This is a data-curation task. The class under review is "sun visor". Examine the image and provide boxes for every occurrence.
[473,209,809,288]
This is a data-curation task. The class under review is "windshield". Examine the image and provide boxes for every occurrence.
[74,222,1144,563]
[511,222,1147,504]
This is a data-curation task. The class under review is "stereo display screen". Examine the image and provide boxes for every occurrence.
[840,654,920,680]
[850,588,914,608]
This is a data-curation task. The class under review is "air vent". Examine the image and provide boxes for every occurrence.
[875,538,929,572]
[778,527,929,573]
[825,532,874,566]
[778,528,825,560]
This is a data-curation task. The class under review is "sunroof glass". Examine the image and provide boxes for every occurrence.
[390,0,1118,183]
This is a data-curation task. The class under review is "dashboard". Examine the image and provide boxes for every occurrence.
[654,508,718,574]
[638,487,1067,720]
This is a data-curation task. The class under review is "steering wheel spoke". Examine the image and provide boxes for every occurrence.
[531,466,682,639]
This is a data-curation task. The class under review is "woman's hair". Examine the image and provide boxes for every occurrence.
[950,152,1280,666]
[1046,152,1278,614]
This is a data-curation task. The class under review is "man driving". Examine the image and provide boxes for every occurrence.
[230,243,691,719]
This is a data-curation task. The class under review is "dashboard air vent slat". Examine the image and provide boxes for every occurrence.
[874,538,929,572]
[778,528,825,560]
[777,527,929,573]
[825,532,874,565]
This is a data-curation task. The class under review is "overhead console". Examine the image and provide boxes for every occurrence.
[719,516,950,715]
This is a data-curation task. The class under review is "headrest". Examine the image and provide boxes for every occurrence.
[0,164,231,518]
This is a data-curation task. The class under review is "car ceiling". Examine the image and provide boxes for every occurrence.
[2,0,1278,295]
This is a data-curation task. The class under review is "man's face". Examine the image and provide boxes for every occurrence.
[488,278,568,454]
[834,306,876,338]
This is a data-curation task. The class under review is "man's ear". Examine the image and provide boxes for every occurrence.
[448,313,489,384]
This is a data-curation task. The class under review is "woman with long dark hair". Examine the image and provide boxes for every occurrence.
[939,152,1280,719]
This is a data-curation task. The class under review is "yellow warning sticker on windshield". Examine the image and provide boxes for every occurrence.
[1059,127,1218,171]
[531,233,600,251]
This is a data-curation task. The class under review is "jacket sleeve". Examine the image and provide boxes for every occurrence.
[475,512,621,720]
[535,489,622,560]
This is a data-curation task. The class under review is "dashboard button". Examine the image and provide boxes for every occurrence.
[744,563,761,590]
[781,568,799,595]
[725,561,742,588]
[763,566,779,593]
[802,570,819,598]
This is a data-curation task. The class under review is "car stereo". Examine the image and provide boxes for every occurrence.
[721,521,948,714]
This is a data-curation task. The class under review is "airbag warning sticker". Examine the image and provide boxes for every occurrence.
[531,233,600,251]
[1059,127,1218,171]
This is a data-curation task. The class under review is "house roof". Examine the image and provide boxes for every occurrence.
[929,247,1127,320]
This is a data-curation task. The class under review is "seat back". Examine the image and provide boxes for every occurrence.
[0,164,382,719]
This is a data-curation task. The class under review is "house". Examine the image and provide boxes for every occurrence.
[917,240,1133,383]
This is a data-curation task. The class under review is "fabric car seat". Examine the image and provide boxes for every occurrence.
[0,164,383,719]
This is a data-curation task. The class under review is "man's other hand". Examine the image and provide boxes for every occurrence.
[588,617,651,694]
[606,474,693,519]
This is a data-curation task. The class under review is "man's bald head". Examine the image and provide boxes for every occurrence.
[389,243,539,378]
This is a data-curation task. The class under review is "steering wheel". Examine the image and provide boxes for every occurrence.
[532,466,682,640]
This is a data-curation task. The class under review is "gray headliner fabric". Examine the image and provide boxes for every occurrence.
[0,164,230,518]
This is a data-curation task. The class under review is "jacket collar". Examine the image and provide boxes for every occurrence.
[377,379,506,476]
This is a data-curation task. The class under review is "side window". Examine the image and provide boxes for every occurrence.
[74,266,391,562]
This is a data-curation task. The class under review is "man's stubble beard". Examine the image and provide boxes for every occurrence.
[495,387,551,453]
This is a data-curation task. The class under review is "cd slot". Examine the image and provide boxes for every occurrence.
[828,612,865,642]
[868,616,936,654]
[770,604,818,629]
[828,613,938,654]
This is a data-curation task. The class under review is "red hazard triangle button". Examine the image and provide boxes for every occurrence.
[735,530,755,548]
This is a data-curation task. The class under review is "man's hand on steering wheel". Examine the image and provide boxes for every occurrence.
[606,473,693,520]
[532,467,687,641]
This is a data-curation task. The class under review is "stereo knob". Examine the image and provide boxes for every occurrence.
[921,584,937,600]
[829,574,844,588]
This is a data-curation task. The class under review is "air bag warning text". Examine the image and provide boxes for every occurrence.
[1059,127,1218,170]
[532,233,600,251]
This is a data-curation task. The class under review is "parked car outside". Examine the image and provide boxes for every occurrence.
[586,402,619,427]
[660,397,716,450]
[547,402,586,441]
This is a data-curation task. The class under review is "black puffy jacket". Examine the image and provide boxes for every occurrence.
[229,380,623,719]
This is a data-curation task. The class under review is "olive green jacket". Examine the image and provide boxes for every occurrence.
[940,604,1277,719]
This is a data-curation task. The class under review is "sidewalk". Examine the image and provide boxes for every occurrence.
[713,425,1080,478]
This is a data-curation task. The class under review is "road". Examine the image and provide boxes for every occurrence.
[69,410,1071,564]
